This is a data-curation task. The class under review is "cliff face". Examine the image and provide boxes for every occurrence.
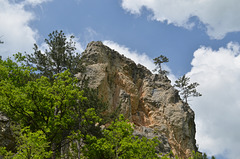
[77,41,197,158]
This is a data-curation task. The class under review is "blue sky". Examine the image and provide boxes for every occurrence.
[1,0,240,158]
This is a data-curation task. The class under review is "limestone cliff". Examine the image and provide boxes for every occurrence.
[76,41,197,158]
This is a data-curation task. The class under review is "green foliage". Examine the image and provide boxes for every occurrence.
[80,87,108,122]
[0,127,52,159]
[161,152,173,159]
[174,75,202,103]
[0,58,101,157]
[0,66,85,130]
[24,30,84,80]
[153,55,169,75]
[83,114,160,159]
[188,151,215,159]
[0,56,36,86]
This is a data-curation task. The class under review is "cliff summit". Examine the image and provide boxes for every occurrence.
[76,41,197,158]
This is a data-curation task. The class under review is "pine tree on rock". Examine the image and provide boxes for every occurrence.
[174,75,202,103]
[153,55,169,75]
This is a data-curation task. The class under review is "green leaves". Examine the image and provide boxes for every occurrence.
[0,56,34,87]
[0,58,90,157]
[0,67,84,132]
[83,114,160,159]
[0,126,52,159]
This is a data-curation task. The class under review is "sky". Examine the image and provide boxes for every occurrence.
[1,0,240,158]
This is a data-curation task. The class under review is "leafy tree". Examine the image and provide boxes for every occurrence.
[0,126,52,159]
[59,108,102,159]
[83,114,160,159]
[24,30,83,80]
[153,55,169,75]
[174,75,202,103]
[0,56,36,87]
[0,58,102,158]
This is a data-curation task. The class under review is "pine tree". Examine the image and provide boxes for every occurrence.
[153,55,169,75]
[25,30,84,80]
[174,75,202,103]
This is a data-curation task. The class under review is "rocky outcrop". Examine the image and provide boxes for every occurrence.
[0,112,15,151]
[77,41,197,158]
[133,126,171,156]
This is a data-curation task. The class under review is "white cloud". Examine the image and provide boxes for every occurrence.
[0,0,35,59]
[103,40,177,83]
[187,42,240,158]
[22,0,52,7]
[66,34,84,53]
[0,0,51,59]
[121,0,240,39]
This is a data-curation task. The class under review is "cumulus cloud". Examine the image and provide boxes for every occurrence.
[121,0,240,39]
[187,42,240,158]
[23,0,52,6]
[103,40,177,83]
[0,0,35,59]
[0,0,51,59]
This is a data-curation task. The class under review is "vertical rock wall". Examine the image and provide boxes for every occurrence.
[77,41,197,158]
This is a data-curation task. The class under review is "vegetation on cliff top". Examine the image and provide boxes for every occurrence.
[153,55,202,103]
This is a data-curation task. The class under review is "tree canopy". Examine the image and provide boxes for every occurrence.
[0,57,105,158]
[0,127,52,159]
[24,30,83,80]
[83,114,160,159]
